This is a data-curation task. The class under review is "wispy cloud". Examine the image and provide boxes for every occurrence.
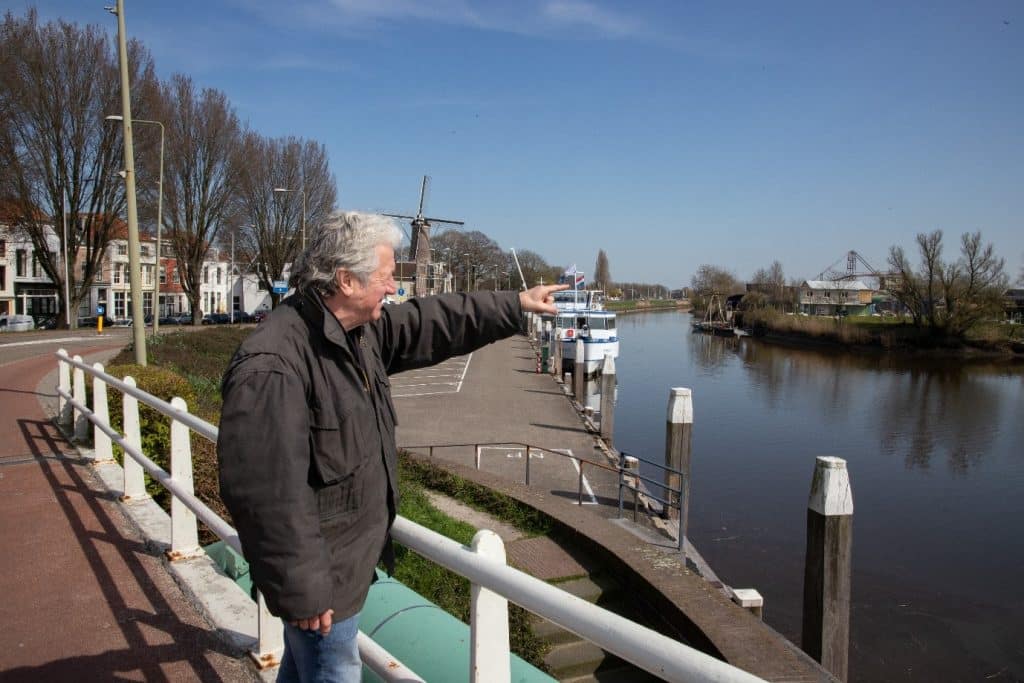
[540,1,646,39]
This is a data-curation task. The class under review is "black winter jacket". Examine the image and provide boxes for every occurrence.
[217,290,523,620]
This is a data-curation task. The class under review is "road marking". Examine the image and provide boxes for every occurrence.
[392,353,472,398]
[557,448,598,505]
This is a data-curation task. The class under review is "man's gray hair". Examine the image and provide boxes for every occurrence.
[289,211,403,295]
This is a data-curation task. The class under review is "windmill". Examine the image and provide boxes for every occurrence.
[384,176,464,296]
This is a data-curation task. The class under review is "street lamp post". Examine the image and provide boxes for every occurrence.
[273,187,306,250]
[106,114,163,334]
[106,0,146,365]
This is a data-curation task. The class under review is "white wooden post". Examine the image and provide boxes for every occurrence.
[475,445,482,470]
[168,396,201,559]
[252,591,285,670]
[573,336,585,399]
[57,350,72,429]
[121,377,147,501]
[470,530,511,683]
[666,388,693,551]
[91,363,113,463]
[72,355,88,441]
[802,456,853,682]
[599,352,616,443]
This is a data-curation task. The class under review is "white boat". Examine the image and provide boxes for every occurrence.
[554,309,619,378]
[552,289,606,313]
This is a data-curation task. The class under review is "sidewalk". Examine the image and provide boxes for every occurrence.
[0,346,253,682]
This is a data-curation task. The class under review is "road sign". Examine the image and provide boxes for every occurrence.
[272,280,288,294]
[397,288,405,296]
[97,305,105,315]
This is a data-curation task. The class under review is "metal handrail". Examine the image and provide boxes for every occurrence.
[56,350,762,683]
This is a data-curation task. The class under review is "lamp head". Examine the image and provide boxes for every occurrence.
[105,115,123,122]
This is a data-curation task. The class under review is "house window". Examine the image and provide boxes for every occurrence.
[203,267,209,284]
[31,251,42,278]
[16,250,26,277]
[824,291,831,299]
[0,265,5,287]
[0,239,5,257]
[159,267,166,285]
[216,267,221,285]
[116,243,127,256]
[172,268,180,284]
[114,291,126,318]
[140,245,150,257]
[112,264,123,285]
[143,292,152,317]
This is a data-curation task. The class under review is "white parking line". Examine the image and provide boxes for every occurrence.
[392,353,472,398]
[557,449,598,505]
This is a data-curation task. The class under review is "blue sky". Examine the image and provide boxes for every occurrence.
[17,0,1023,287]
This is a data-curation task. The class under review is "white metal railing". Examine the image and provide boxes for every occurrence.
[55,349,764,683]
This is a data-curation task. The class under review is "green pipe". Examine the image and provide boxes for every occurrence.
[204,545,554,682]
[362,570,555,683]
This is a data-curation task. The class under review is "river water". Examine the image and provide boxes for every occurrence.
[607,310,1024,682]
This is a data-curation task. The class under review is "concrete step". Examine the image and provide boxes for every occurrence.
[544,640,607,679]
[547,574,620,603]
[561,662,665,683]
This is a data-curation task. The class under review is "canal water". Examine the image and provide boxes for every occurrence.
[607,310,1024,682]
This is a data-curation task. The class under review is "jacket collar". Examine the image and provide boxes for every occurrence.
[296,290,358,357]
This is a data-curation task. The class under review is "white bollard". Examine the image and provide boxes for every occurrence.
[168,396,201,559]
[599,352,616,443]
[470,530,511,683]
[666,388,693,547]
[252,591,284,669]
[91,363,113,462]
[121,377,147,501]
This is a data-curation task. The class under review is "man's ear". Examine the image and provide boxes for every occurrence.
[336,269,355,296]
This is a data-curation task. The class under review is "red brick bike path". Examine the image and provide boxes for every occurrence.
[0,346,252,682]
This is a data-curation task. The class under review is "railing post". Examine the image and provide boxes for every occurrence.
[252,590,284,670]
[577,458,584,505]
[665,388,693,554]
[57,350,72,429]
[475,444,482,470]
[168,396,201,559]
[618,452,626,518]
[552,329,562,379]
[470,530,510,683]
[121,377,147,501]
[91,363,113,463]
[72,355,88,441]
[599,352,616,444]
[802,456,853,682]
[524,444,531,486]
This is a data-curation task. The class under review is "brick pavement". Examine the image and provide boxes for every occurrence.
[0,344,253,683]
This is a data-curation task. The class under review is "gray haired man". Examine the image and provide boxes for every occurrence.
[217,211,565,682]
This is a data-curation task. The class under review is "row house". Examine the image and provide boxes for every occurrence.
[799,280,873,316]
[0,217,61,319]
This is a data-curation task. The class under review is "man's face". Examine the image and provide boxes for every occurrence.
[347,244,397,326]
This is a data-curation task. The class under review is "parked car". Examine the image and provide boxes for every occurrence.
[158,316,181,326]
[0,314,35,332]
[235,311,255,323]
[35,316,58,330]
[201,313,232,325]
[253,310,268,323]
[77,316,99,328]
[174,313,195,325]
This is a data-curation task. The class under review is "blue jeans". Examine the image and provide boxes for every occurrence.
[277,612,361,683]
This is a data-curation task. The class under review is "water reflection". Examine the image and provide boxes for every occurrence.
[613,311,1024,680]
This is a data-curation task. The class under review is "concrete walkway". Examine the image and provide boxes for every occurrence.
[0,344,253,683]
[395,335,836,683]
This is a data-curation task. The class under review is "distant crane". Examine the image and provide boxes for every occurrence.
[384,176,464,296]
[816,250,894,288]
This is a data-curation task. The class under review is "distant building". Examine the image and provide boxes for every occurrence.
[1004,289,1024,323]
[799,280,873,316]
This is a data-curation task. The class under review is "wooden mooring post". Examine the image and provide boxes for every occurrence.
[550,328,561,378]
[573,337,585,400]
[599,352,615,444]
[665,388,693,550]
[802,456,853,682]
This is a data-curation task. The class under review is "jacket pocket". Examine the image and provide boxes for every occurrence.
[309,404,368,485]
[316,475,360,521]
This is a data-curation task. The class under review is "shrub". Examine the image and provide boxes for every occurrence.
[103,363,197,507]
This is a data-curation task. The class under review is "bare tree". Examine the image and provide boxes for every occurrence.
[593,249,610,291]
[0,9,157,327]
[751,260,787,308]
[236,133,336,307]
[887,229,1007,336]
[158,75,244,321]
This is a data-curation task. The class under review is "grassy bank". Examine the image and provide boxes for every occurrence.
[605,298,687,313]
[104,326,550,667]
[738,308,1024,355]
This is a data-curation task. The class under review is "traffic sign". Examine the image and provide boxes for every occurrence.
[397,288,405,296]
[272,280,288,294]
[97,305,105,315]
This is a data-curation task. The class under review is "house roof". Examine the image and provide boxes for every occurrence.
[803,280,871,291]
